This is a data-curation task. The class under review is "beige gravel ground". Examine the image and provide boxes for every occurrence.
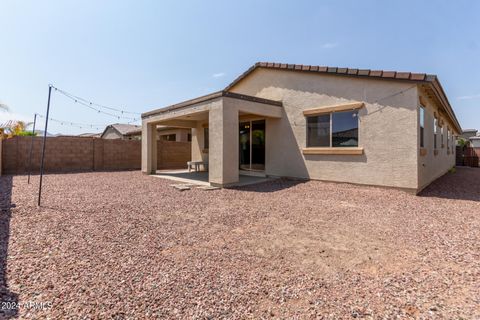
[0,167,479,319]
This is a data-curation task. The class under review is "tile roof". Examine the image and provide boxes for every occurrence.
[142,91,282,118]
[225,62,436,92]
[142,62,462,133]
[108,123,141,136]
[225,62,461,133]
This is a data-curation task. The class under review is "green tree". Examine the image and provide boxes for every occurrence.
[457,138,469,148]
[0,120,35,139]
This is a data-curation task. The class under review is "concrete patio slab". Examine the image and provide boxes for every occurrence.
[153,169,276,187]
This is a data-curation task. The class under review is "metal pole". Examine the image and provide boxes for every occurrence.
[27,113,37,184]
[38,85,53,206]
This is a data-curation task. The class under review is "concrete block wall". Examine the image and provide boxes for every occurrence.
[157,140,191,169]
[1,136,191,174]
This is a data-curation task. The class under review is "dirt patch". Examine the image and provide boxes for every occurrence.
[1,167,479,318]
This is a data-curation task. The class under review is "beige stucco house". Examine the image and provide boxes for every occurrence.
[142,62,462,193]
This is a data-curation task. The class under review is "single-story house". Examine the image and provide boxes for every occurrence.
[470,136,480,148]
[101,123,191,141]
[458,129,480,148]
[141,62,462,193]
[459,129,478,140]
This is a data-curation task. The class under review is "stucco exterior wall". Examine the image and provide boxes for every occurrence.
[417,88,456,190]
[158,128,191,142]
[229,68,420,190]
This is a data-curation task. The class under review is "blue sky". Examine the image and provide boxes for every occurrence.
[0,0,479,134]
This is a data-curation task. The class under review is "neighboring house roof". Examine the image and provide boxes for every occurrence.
[78,132,101,137]
[463,129,478,133]
[33,129,53,136]
[142,91,282,118]
[100,123,141,138]
[225,62,462,133]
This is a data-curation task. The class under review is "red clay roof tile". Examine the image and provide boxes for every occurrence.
[347,69,358,75]
[410,73,426,81]
[370,70,383,77]
[396,72,411,79]
[382,71,396,78]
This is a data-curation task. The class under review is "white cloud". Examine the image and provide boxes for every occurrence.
[457,93,480,100]
[212,72,226,78]
[322,42,338,49]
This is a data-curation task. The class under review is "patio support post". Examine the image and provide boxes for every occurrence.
[142,121,157,174]
[208,101,239,186]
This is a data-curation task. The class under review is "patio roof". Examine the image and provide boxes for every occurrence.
[142,91,282,119]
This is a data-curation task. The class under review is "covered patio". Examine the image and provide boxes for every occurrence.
[141,91,283,187]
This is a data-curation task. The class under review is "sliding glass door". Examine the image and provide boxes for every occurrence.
[239,120,265,171]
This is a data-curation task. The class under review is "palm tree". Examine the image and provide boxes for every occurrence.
[0,120,34,139]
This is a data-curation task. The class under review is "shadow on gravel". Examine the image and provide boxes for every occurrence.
[419,167,480,202]
[0,176,19,318]
[231,178,308,193]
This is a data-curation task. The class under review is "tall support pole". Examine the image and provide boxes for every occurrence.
[38,85,53,206]
[27,113,37,184]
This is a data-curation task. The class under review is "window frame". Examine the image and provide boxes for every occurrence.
[447,128,451,150]
[419,105,425,148]
[433,116,438,150]
[441,125,444,148]
[306,109,359,148]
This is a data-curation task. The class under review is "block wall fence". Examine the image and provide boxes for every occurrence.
[0,136,190,175]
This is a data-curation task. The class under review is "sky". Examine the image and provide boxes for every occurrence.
[0,0,479,134]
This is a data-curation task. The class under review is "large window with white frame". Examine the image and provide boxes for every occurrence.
[433,116,438,149]
[306,110,359,147]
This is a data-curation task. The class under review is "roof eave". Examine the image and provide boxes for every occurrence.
[225,62,462,134]
[142,91,282,119]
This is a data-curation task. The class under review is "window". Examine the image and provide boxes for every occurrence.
[332,111,359,147]
[187,133,192,142]
[447,128,451,150]
[204,127,209,149]
[306,110,358,147]
[433,116,438,149]
[307,114,330,147]
[161,134,176,141]
[441,126,444,147]
[419,106,425,148]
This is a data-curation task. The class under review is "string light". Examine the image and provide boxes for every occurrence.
[36,114,107,131]
[51,86,141,121]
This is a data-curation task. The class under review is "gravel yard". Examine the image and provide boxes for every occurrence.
[1,167,479,318]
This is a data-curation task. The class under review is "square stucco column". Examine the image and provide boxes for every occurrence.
[208,102,239,186]
[141,121,157,174]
